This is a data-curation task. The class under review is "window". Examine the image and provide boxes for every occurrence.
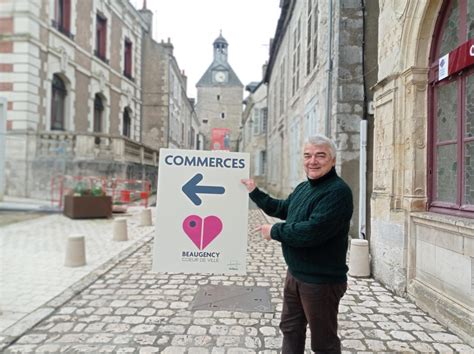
[312,1,318,70]
[52,0,72,39]
[202,119,208,124]
[306,0,318,75]
[253,109,261,135]
[221,112,225,119]
[124,39,133,79]
[190,127,195,147]
[279,59,286,116]
[292,18,301,96]
[262,108,268,132]
[289,119,301,187]
[51,74,67,130]
[428,0,474,214]
[123,108,131,138]
[93,94,103,133]
[217,95,220,101]
[95,14,107,62]
[306,0,313,75]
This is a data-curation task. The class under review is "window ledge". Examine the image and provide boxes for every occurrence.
[411,211,474,233]
[51,20,75,40]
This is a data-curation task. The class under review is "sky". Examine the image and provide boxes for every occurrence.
[130,0,281,98]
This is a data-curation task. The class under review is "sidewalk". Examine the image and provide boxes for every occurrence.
[0,206,155,349]
[1,209,473,353]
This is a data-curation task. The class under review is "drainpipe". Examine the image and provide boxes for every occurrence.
[359,119,367,239]
[325,0,333,137]
[359,0,368,239]
[167,54,171,148]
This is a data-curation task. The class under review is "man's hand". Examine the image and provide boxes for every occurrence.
[253,224,273,241]
[241,178,256,192]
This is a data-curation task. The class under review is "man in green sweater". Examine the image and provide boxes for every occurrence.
[241,135,353,354]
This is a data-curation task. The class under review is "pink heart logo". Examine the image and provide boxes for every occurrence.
[183,215,223,250]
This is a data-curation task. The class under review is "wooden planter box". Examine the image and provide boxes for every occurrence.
[63,195,112,219]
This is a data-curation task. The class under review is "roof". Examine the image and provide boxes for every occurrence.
[196,63,243,87]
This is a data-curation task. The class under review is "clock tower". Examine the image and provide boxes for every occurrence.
[196,32,243,151]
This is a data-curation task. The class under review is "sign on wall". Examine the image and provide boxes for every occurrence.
[152,148,250,275]
[438,38,474,81]
[211,128,231,151]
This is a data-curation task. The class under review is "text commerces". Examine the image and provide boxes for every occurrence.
[165,154,245,169]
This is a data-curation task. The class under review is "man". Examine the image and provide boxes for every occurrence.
[241,135,353,353]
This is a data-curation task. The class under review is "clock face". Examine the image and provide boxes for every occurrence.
[214,71,226,83]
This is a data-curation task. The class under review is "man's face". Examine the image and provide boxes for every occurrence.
[303,144,336,180]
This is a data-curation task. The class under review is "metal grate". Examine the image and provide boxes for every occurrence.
[191,285,273,313]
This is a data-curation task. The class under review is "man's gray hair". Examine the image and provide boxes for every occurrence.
[304,135,337,158]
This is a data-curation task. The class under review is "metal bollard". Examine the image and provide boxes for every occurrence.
[113,218,128,241]
[140,208,152,226]
[348,239,370,277]
[65,235,86,267]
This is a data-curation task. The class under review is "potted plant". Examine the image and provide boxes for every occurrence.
[63,182,112,219]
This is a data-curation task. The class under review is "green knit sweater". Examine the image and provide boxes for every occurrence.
[249,167,353,284]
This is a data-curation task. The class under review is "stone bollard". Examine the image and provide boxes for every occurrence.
[113,218,128,241]
[65,235,86,267]
[348,239,370,277]
[140,208,152,226]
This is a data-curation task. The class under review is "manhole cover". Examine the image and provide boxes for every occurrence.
[191,285,273,313]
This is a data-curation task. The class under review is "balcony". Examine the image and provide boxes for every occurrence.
[36,131,158,166]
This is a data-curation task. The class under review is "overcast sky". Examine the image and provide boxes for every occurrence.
[130,0,281,98]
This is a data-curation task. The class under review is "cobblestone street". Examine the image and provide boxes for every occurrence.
[1,210,473,353]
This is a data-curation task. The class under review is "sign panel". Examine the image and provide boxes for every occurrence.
[438,53,449,81]
[438,38,474,81]
[211,128,231,151]
[152,148,250,275]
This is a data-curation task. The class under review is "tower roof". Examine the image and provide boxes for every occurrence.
[213,32,228,45]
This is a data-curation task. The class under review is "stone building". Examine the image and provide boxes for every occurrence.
[141,36,200,150]
[0,0,201,201]
[195,33,243,151]
[263,0,379,237]
[0,0,153,199]
[371,0,473,344]
[240,80,268,187]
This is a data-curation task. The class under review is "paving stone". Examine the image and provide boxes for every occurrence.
[411,342,435,352]
[1,210,472,353]
[342,339,366,350]
[430,332,464,343]
[365,339,387,351]
[390,330,416,341]
[386,340,413,351]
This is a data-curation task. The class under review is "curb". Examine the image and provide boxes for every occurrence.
[0,231,155,351]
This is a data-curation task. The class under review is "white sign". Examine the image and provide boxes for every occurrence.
[152,148,250,275]
[438,53,449,81]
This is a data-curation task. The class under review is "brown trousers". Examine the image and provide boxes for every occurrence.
[280,271,347,354]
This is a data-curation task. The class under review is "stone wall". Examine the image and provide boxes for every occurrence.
[264,0,366,236]
[372,0,473,344]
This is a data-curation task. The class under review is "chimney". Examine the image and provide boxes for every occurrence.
[138,1,153,35]
[262,62,268,80]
